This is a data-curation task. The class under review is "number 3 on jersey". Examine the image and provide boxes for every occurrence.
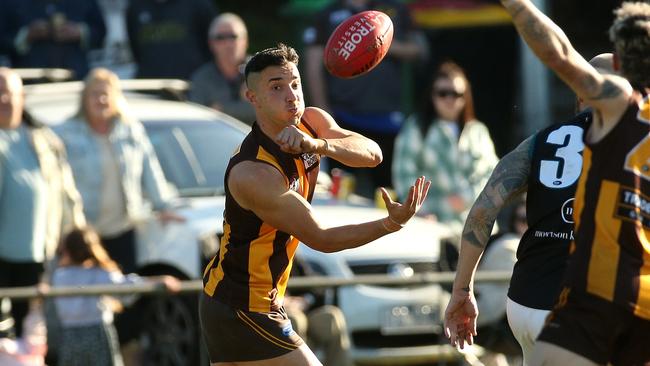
[540,125,584,189]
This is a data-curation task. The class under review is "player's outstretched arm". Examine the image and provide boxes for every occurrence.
[229,162,429,253]
[275,106,383,168]
[444,135,532,349]
[500,0,630,114]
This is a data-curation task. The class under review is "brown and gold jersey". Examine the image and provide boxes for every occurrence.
[203,121,320,312]
[567,94,650,319]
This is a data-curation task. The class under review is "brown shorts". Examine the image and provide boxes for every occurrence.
[199,293,304,362]
[537,287,650,365]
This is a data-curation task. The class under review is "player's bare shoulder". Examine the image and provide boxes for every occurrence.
[302,106,337,130]
[228,161,288,210]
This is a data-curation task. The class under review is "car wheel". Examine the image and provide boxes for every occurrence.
[141,294,200,366]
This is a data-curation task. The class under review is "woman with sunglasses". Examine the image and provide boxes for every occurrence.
[392,61,498,243]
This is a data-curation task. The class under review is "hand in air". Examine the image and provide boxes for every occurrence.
[381,176,431,226]
[274,125,318,154]
[443,287,479,349]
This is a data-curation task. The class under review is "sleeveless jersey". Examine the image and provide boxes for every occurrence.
[202,122,320,312]
[508,111,591,310]
[566,94,650,320]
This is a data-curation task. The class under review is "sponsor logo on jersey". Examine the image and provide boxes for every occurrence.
[561,198,575,223]
[616,185,650,229]
[301,152,318,170]
[534,230,574,240]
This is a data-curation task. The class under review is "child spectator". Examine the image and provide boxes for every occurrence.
[51,227,179,366]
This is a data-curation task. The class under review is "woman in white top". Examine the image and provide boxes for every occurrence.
[54,68,183,274]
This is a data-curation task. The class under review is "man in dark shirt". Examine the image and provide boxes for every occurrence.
[0,0,105,79]
[126,0,216,79]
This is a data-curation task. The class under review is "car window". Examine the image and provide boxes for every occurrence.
[145,120,245,197]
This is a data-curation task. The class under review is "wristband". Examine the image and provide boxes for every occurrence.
[381,216,403,232]
[387,216,405,228]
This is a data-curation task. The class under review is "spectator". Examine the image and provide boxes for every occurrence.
[126,0,217,79]
[392,61,498,241]
[53,67,183,360]
[52,227,180,366]
[54,67,183,273]
[303,0,428,198]
[94,0,133,76]
[0,0,106,79]
[189,13,255,125]
[0,67,85,338]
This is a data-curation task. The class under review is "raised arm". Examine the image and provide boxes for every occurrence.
[275,107,383,168]
[228,162,429,253]
[500,0,631,117]
[444,135,532,348]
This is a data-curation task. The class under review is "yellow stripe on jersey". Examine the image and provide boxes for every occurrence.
[204,223,232,296]
[249,223,279,312]
[297,121,316,137]
[624,134,650,182]
[638,95,650,123]
[573,147,591,235]
[586,181,621,301]
[275,237,300,300]
[257,147,289,186]
[637,249,650,319]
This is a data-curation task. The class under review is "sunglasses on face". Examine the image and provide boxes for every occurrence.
[434,89,464,99]
[211,33,238,41]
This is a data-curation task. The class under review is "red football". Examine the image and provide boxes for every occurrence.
[323,10,394,79]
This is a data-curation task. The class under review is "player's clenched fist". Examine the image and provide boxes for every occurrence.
[274,125,319,154]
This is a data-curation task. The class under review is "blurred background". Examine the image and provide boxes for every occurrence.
[0,0,620,156]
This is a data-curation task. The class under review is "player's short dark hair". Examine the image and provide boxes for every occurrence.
[244,43,299,85]
[609,2,650,88]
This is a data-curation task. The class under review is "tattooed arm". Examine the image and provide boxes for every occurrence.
[443,135,532,348]
[501,0,630,126]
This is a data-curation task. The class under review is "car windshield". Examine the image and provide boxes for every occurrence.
[144,120,244,197]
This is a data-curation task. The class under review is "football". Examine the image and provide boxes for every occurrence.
[324,10,394,79]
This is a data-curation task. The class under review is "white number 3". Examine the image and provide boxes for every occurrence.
[539,125,585,189]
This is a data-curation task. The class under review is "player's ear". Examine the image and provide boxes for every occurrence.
[613,52,621,72]
[245,88,256,105]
